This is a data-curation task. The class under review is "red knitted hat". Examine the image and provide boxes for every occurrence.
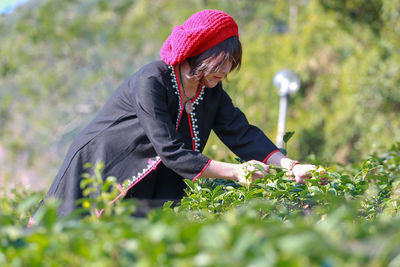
[160,10,239,65]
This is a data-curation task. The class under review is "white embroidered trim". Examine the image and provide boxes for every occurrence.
[122,156,161,189]
[169,65,204,151]
[190,89,205,152]
[169,65,182,129]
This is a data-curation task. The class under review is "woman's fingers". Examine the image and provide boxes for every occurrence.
[292,164,315,184]
[246,160,269,175]
[291,165,329,185]
[237,160,269,185]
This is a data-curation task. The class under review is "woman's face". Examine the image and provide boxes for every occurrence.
[201,60,232,88]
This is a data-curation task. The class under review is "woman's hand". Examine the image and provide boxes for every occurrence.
[290,164,316,184]
[291,164,328,185]
[199,159,268,184]
[236,160,269,187]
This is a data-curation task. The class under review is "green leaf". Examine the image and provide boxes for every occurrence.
[283,131,295,143]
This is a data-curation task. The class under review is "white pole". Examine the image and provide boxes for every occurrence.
[276,95,288,148]
[273,70,300,149]
[276,79,289,148]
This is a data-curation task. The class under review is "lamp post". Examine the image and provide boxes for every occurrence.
[273,69,300,149]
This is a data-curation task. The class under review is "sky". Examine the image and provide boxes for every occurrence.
[0,0,30,14]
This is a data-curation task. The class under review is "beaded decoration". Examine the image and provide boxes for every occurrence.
[122,156,161,190]
[169,65,205,152]
[189,89,204,152]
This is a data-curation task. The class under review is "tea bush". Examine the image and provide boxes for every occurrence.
[1,143,400,266]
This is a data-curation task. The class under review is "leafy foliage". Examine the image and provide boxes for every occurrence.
[1,143,400,265]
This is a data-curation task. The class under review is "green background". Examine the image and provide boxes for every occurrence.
[1,0,399,190]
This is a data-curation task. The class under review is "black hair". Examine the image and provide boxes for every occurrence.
[186,36,242,81]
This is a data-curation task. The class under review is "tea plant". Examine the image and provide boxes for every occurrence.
[1,142,400,266]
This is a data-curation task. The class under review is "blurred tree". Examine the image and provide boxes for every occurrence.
[0,0,399,190]
[319,0,383,34]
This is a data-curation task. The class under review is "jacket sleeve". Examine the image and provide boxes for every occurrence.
[131,72,211,180]
[212,88,279,163]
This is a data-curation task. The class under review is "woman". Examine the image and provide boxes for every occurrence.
[30,10,317,224]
